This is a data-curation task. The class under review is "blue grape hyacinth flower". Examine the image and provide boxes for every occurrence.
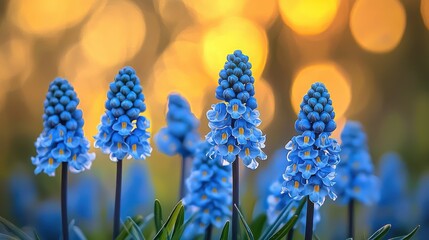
[282,82,341,206]
[183,141,232,238]
[154,93,200,156]
[206,50,266,169]
[371,152,411,235]
[94,66,152,161]
[334,121,379,205]
[32,78,95,176]
[267,177,321,233]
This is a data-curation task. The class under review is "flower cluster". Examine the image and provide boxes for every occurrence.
[282,82,340,206]
[154,93,200,156]
[183,141,232,237]
[206,50,266,169]
[334,121,379,205]
[94,66,151,161]
[267,177,320,233]
[32,78,95,176]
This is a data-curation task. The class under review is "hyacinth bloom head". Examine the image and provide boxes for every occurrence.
[183,141,232,237]
[371,152,410,233]
[282,82,340,206]
[32,78,95,176]
[267,177,320,233]
[334,121,379,205]
[94,66,152,161]
[206,50,266,169]
[155,93,200,156]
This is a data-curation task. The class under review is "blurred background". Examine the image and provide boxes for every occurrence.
[0,0,428,239]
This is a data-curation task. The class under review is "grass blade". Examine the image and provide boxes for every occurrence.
[250,214,267,240]
[234,204,254,240]
[259,200,296,240]
[388,225,420,240]
[268,215,298,240]
[154,201,183,239]
[368,224,391,240]
[0,216,32,240]
[154,200,163,232]
[220,221,230,240]
[0,233,19,240]
[127,217,145,240]
[171,206,185,239]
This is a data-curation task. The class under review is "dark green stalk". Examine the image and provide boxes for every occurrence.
[61,162,69,240]
[232,156,239,240]
[113,159,123,239]
[348,199,354,239]
[287,229,294,240]
[304,197,314,240]
[205,224,212,240]
[179,155,187,200]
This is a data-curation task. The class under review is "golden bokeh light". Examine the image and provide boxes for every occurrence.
[290,63,351,120]
[81,0,146,67]
[279,0,339,35]
[148,40,215,123]
[202,17,268,79]
[242,0,278,27]
[254,79,275,130]
[183,0,245,22]
[350,0,406,53]
[421,0,429,30]
[8,0,101,35]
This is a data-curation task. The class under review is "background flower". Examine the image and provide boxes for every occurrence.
[183,141,232,238]
[32,78,95,176]
[334,121,379,205]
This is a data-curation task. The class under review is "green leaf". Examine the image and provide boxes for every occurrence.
[260,198,305,240]
[388,225,420,240]
[116,218,133,240]
[268,198,306,240]
[171,206,184,239]
[234,204,254,240]
[127,217,145,240]
[0,233,19,240]
[268,215,298,240]
[171,211,197,240]
[219,221,230,240]
[154,199,163,232]
[154,201,183,239]
[368,224,391,240]
[0,216,32,240]
[250,214,267,240]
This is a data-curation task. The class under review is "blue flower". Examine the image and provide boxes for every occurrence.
[282,82,340,206]
[334,121,379,205]
[154,93,200,157]
[7,172,38,226]
[94,66,152,161]
[32,77,94,176]
[206,50,266,169]
[416,175,429,239]
[183,141,232,238]
[370,152,411,234]
[266,178,320,233]
[121,162,154,220]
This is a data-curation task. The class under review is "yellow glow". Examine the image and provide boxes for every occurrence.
[290,63,351,120]
[8,0,101,35]
[147,39,214,120]
[183,0,245,22]
[242,0,278,26]
[81,0,146,67]
[279,0,339,35]
[254,79,275,129]
[350,0,406,53]
[202,17,268,79]
[421,0,429,30]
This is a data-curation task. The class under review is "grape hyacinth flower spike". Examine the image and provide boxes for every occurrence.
[282,82,340,240]
[334,121,379,238]
[183,141,232,239]
[205,50,266,240]
[94,66,151,238]
[155,93,200,200]
[32,77,95,240]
